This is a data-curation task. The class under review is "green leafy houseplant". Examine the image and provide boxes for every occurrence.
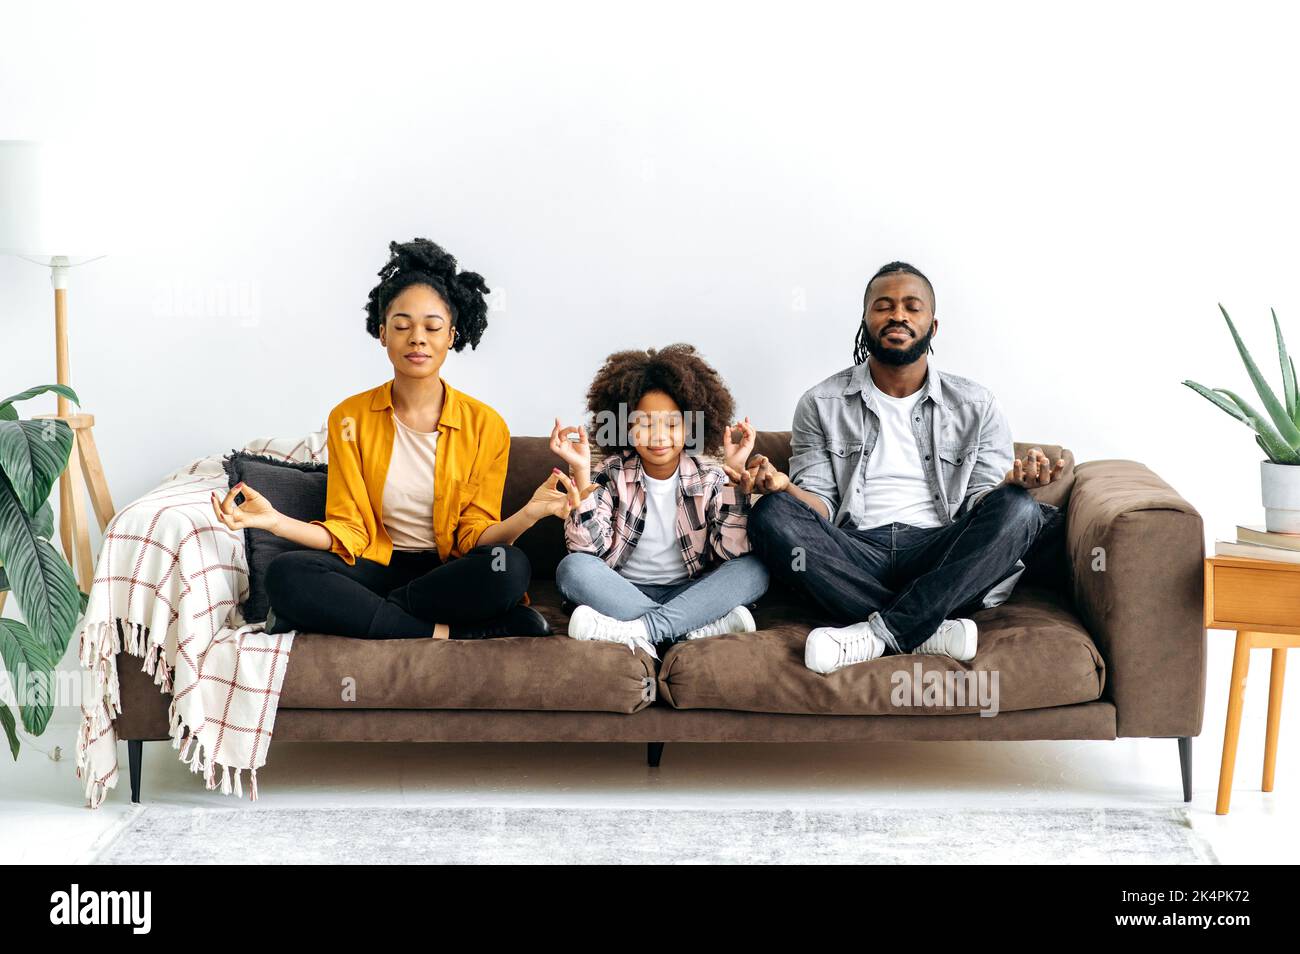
[0,383,85,760]
[1183,304,1300,464]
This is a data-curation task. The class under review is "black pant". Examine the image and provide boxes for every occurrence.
[263,545,531,638]
[747,484,1045,652]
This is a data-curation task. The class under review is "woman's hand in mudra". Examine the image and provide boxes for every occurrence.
[211,482,281,534]
[524,468,595,521]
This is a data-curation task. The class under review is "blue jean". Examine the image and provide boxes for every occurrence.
[747,483,1046,652]
[554,552,770,644]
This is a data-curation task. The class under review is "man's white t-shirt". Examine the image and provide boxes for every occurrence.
[620,470,690,585]
[856,388,944,531]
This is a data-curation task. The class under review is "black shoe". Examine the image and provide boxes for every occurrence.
[450,604,552,640]
[264,606,296,635]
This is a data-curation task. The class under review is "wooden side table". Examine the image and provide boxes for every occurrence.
[1204,556,1300,814]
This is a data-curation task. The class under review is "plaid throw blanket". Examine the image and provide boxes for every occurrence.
[76,427,326,808]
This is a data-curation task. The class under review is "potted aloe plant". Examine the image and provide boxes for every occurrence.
[0,383,85,759]
[1184,304,1300,532]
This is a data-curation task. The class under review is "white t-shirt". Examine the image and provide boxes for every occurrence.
[382,413,439,551]
[855,388,945,530]
[619,469,690,585]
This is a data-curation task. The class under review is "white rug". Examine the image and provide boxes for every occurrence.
[92,805,1217,864]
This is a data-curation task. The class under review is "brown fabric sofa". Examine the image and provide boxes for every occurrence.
[114,432,1206,800]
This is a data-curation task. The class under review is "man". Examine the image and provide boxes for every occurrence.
[744,261,1064,673]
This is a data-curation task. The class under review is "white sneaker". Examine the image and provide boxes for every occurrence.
[683,605,757,641]
[803,621,887,674]
[566,605,659,659]
[912,618,978,661]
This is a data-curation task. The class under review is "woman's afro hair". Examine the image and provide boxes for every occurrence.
[584,343,736,455]
[364,238,490,351]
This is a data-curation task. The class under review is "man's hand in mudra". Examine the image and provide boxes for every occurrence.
[1002,447,1066,488]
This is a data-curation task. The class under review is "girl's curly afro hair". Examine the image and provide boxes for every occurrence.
[364,238,490,351]
[585,343,736,455]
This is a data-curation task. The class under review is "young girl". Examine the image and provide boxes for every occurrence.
[211,237,583,639]
[551,343,769,658]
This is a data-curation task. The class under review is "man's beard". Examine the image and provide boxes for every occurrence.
[864,322,935,366]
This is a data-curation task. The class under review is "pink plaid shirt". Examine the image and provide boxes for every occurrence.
[565,451,752,578]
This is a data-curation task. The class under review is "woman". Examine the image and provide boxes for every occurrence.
[211,238,584,639]
[551,343,769,659]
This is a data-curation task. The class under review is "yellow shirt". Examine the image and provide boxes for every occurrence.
[310,377,510,566]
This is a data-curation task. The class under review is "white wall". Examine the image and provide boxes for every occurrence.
[3,0,1298,552]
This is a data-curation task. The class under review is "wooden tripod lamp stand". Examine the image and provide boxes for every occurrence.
[1,140,116,593]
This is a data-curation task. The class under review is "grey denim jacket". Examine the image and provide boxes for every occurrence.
[789,360,1014,530]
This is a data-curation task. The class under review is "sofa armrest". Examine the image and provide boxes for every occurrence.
[1066,459,1206,738]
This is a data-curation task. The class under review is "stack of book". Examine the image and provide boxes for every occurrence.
[1216,525,1300,563]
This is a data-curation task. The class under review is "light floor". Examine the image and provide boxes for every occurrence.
[2,634,1296,864]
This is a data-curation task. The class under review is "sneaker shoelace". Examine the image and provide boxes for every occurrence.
[921,621,959,653]
[687,616,728,640]
[589,614,659,659]
[836,630,879,667]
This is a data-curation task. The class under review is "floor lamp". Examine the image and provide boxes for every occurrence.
[0,140,115,595]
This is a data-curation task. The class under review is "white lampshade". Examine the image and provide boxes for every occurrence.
[0,140,104,261]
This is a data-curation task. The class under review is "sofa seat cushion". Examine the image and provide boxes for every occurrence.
[657,584,1105,716]
[280,581,655,712]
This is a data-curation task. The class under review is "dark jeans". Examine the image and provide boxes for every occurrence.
[747,484,1045,652]
[263,544,531,638]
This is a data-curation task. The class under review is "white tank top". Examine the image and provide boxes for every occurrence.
[382,413,439,551]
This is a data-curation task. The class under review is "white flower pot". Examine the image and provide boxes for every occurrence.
[1261,460,1300,532]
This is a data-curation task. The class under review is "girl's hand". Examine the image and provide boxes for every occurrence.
[523,468,595,521]
[211,483,281,533]
[722,416,756,475]
[548,418,593,489]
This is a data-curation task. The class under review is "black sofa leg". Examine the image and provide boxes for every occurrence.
[646,742,665,768]
[128,739,143,803]
[1178,737,1192,803]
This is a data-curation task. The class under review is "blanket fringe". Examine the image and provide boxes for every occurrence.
[75,619,127,808]
[76,615,270,808]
